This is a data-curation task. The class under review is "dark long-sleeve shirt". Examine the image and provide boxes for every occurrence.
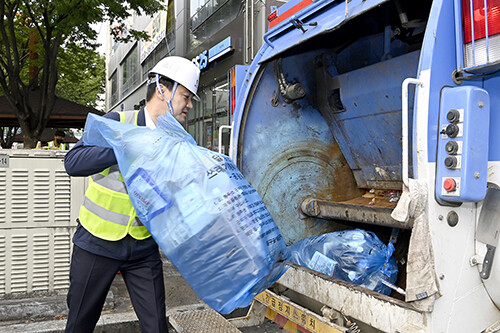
[65,109,158,261]
[65,111,121,177]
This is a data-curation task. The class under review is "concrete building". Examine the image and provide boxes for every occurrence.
[105,0,282,152]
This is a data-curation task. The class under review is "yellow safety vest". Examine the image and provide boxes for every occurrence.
[47,140,67,150]
[79,111,150,241]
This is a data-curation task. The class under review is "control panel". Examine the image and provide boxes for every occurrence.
[436,86,490,203]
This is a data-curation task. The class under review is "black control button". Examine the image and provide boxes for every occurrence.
[445,141,459,154]
[445,124,459,138]
[447,109,461,123]
[444,156,457,168]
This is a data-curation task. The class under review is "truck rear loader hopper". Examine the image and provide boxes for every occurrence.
[228,0,500,332]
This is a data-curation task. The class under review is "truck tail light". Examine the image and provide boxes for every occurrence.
[268,11,277,23]
[229,68,236,115]
[462,0,500,68]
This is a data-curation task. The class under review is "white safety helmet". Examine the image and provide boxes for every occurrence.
[149,56,201,101]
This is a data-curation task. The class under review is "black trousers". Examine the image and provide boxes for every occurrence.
[65,246,168,333]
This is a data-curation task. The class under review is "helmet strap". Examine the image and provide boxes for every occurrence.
[167,82,178,116]
[155,74,178,116]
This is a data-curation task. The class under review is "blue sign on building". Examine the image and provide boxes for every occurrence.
[208,37,232,62]
[194,36,233,71]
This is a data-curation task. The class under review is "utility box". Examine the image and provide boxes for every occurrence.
[435,86,490,203]
[0,150,85,298]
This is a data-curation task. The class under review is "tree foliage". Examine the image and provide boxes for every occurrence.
[0,0,164,148]
[56,42,106,109]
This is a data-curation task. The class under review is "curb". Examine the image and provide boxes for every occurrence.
[0,312,139,333]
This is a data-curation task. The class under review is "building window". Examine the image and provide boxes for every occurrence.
[142,41,170,81]
[187,78,229,153]
[140,2,175,78]
[110,71,118,106]
[166,0,176,54]
[190,0,243,49]
[122,45,140,96]
[188,87,211,147]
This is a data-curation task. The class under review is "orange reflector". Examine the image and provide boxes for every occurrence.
[269,0,313,29]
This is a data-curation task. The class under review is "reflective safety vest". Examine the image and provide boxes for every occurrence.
[47,140,67,150]
[79,110,150,241]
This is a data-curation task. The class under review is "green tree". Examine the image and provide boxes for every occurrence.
[0,0,164,148]
[57,42,106,109]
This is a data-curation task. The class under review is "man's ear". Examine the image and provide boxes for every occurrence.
[156,85,171,101]
[155,86,164,101]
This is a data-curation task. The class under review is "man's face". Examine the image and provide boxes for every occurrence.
[161,84,194,124]
[54,135,64,143]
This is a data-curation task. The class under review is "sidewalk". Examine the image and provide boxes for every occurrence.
[0,256,282,333]
[0,255,202,332]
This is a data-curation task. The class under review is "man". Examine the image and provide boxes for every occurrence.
[47,130,67,150]
[64,56,200,333]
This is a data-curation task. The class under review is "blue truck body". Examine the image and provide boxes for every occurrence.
[230,0,500,331]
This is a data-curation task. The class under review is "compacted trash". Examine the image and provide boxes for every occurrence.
[288,229,398,295]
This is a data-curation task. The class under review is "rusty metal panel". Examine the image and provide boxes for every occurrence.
[301,197,413,229]
[238,57,363,244]
[319,51,420,189]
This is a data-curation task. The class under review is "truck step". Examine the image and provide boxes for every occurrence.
[169,308,242,333]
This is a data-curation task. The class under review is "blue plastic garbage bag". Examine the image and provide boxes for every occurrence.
[82,112,289,313]
[288,229,398,295]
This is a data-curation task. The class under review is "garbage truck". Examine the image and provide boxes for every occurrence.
[226,0,500,331]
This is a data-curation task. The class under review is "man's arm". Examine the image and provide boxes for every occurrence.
[64,112,120,177]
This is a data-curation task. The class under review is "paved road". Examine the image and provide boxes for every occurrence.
[145,256,284,332]
[240,319,283,332]
[0,254,284,332]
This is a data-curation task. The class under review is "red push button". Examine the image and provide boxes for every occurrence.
[443,178,456,192]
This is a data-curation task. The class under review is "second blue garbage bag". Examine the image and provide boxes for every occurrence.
[288,229,398,295]
[82,112,289,314]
